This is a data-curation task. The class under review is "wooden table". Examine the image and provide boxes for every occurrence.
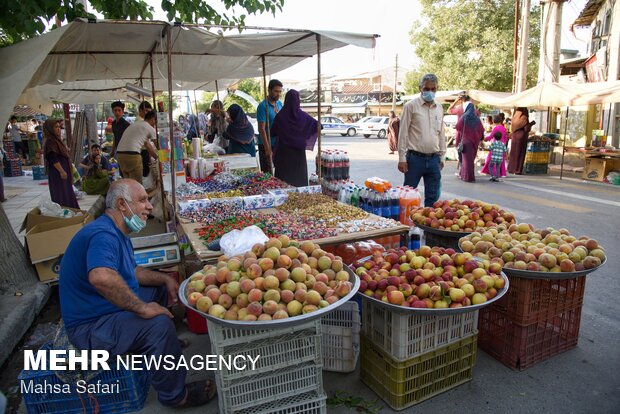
[177,209,410,262]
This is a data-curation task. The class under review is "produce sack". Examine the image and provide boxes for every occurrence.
[220,225,268,257]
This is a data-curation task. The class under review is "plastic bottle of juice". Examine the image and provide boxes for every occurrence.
[399,189,410,224]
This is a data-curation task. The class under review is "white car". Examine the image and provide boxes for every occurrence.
[358,116,390,139]
[320,116,357,136]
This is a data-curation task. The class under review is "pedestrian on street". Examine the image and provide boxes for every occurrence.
[271,89,318,187]
[257,79,283,174]
[455,101,485,182]
[205,100,228,148]
[42,119,80,209]
[116,110,158,185]
[110,101,131,158]
[508,107,533,175]
[480,114,508,177]
[397,73,446,207]
[6,116,27,160]
[448,93,479,177]
[387,110,400,154]
[488,131,507,182]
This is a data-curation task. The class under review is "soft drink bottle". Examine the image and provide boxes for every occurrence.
[408,226,421,250]
[343,151,350,179]
[381,192,390,218]
[399,189,410,224]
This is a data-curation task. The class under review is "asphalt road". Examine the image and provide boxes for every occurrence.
[314,134,620,414]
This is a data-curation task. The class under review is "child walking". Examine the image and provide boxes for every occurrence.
[489,132,507,182]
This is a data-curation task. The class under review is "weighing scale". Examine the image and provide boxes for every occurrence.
[131,232,181,268]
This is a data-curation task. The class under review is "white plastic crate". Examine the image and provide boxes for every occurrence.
[361,298,478,361]
[320,301,361,372]
[208,320,322,381]
[208,319,320,348]
[235,390,327,414]
[216,362,323,413]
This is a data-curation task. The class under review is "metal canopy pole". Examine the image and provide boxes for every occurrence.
[316,34,322,182]
[261,56,272,174]
[149,53,168,221]
[166,26,177,227]
[560,106,569,180]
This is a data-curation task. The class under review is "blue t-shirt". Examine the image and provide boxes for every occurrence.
[256,99,282,147]
[60,215,140,328]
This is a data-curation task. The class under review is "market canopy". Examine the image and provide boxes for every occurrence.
[0,19,378,123]
[471,81,620,109]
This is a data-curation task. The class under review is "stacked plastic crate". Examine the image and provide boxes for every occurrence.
[208,320,326,414]
[524,140,551,174]
[18,343,151,414]
[359,298,479,410]
[320,301,361,372]
[478,275,586,370]
[2,140,23,177]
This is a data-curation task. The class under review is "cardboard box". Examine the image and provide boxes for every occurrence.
[20,207,91,233]
[25,215,93,282]
[582,158,620,182]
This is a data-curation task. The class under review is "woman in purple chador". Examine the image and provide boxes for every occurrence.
[455,102,484,182]
[43,119,79,208]
[271,89,319,187]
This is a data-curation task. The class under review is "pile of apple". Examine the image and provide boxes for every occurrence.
[459,223,606,273]
[411,199,516,232]
[354,246,506,309]
[186,236,354,321]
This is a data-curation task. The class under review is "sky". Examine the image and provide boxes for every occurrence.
[140,0,592,81]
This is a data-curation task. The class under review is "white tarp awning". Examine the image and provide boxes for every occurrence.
[0,19,378,123]
[476,81,620,109]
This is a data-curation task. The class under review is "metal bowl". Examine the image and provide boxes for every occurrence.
[415,223,472,238]
[457,240,607,280]
[179,266,360,329]
[501,258,606,280]
[356,272,509,315]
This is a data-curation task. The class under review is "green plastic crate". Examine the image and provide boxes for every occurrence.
[360,334,477,410]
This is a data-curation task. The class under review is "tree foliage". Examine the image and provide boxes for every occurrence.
[224,78,263,114]
[409,0,540,92]
[1,0,284,42]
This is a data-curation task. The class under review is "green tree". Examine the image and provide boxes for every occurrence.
[224,78,263,114]
[1,0,284,42]
[196,91,217,112]
[409,0,540,92]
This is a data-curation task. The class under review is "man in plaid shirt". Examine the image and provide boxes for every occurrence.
[489,132,507,182]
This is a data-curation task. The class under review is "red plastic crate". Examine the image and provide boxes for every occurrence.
[492,275,586,325]
[185,306,208,334]
[477,305,582,370]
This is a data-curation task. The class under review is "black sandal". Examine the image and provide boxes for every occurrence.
[175,379,216,408]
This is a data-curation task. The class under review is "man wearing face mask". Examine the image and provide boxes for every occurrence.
[59,179,216,408]
[397,73,446,207]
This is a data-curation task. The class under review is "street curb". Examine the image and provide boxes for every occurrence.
[0,283,51,367]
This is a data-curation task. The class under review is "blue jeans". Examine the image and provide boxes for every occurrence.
[404,153,442,207]
[66,285,186,407]
[490,160,502,179]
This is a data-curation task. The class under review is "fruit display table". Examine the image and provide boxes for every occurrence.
[353,247,509,410]
[459,225,607,370]
[178,239,360,413]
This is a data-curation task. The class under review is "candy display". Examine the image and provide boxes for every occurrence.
[196,213,272,244]
[336,217,401,233]
[278,193,368,226]
[184,238,355,321]
[354,247,507,308]
[179,199,244,223]
[458,224,606,273]
[411,199,516,232]
[177,171,292,201]
[259,212,337,240]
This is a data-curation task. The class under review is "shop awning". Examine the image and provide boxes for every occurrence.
[474,81,620,109]
[332,103,367,114]
[0,19,378,123]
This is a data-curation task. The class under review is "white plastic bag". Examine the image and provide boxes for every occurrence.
[219,225,268,257]
[39,198,78,218]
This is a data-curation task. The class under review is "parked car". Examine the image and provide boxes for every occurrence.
[320,116,357,136]
[358,116,389,138]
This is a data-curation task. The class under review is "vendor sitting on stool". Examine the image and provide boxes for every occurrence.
[59,179,216,408]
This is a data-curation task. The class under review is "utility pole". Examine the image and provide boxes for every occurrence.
[392,54,398,112]
[516,0,531,92]
[512,0,520,93]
